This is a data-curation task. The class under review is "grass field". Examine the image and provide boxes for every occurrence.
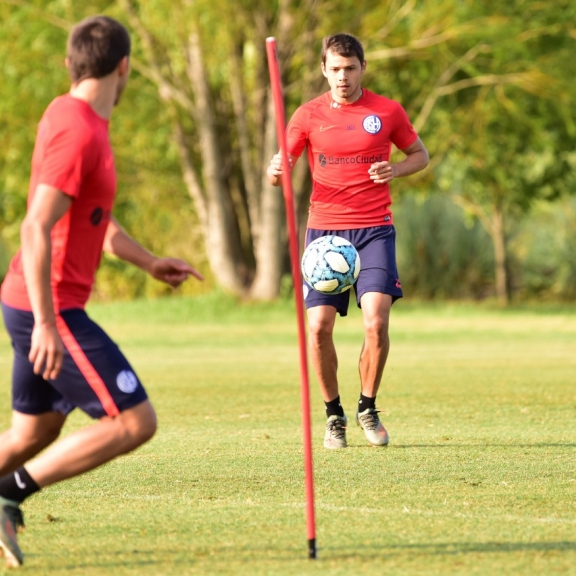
[0,295,575,575]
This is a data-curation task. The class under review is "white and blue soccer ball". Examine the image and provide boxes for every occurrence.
[301,235,361,295]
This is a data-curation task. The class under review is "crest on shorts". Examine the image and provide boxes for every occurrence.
[362,115,382,134]
[117,370,138,394]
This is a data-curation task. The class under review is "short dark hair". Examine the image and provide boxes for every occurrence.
[67,16,131,83]
[321,33,364,65]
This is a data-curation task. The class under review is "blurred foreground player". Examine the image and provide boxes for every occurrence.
[0,16,202,567]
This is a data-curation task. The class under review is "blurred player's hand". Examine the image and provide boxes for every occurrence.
[150,258,204,287]
[29,322,64,380]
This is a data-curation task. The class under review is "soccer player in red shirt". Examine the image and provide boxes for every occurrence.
[0,16,203,567]
[267,33,429,449]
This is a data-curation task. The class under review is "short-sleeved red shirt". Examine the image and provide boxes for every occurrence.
[287,89,418,229]
[1,95,116,311]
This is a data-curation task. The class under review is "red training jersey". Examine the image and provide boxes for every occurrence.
[287,88,418,229]
[1,95,117,311]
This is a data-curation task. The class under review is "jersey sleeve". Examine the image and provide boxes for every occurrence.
[390,103,418,151]
[36,119,94,199]
[286,105,309,158]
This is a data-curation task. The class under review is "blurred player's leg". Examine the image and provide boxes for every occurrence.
[0,412,65,567]
[26,399,156,486]
[0,400,155,567]
[0,411,66,476]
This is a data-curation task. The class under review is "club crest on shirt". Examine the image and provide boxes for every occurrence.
[362,115,382,134]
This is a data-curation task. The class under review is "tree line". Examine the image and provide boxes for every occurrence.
[1,0,575,304]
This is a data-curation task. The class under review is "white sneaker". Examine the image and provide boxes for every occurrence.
[324,415,348,449]
[356,408,389,446]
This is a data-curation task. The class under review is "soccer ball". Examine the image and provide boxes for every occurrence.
[301,235,361,294]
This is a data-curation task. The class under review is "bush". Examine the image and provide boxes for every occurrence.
[394,193,495,300]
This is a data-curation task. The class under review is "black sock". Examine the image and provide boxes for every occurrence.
[325,396,345,418]
[0,467,40,504]
[358,393,376,412]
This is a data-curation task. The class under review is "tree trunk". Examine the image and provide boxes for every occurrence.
[186,27,246,294]
[228,39,260,236]
[249,97,286,299]
[248,0,295,298]
[491,204,509,306]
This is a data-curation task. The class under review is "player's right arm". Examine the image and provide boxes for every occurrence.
[20,185,72,380]
[266,152,297,187]
[267,104,309,187]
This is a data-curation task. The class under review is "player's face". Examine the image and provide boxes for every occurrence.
[322,50,366,104]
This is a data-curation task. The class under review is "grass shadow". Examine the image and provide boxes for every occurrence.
[389,443,576,449]
[322,540,576,560]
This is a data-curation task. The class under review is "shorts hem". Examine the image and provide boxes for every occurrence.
[11,404,74,417]
[356,286,403,305]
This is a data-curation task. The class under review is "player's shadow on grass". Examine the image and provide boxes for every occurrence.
[33,541,576,568]
[385,443,576,449]
[324,540,576,558]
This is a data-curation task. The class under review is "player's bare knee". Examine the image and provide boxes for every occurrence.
[308,318,334,344]
[9,411,66,453]
[11,424,62,453]
[364,316,389,343]
[134,409,157,445]
[40,425,63,446]
[117,401,157,449]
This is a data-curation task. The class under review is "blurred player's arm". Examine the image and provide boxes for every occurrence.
[266,152,297,187]
[103,217,203,286]
[20,184,71,379]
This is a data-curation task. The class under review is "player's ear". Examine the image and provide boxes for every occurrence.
[361,60,367,73]
[321,62,328,78]
[118,56,130,78]
[65,57,70,70]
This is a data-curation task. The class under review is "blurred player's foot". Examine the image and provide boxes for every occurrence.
[0,496,24,567]
[356,408,389,446]
[324,414,348,449]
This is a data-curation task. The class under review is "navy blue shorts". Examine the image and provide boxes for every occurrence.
[303,225,403,317]
[1,304,148,419]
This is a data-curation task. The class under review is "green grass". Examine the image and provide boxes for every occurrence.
[1,295,575,575]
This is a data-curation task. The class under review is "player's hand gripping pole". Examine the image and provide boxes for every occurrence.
[266,37,317,560]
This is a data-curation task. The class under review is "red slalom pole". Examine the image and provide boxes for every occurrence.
[266,36,317,560]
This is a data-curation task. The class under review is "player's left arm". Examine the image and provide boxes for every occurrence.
[368,137,429,184]
[103,217,204,286]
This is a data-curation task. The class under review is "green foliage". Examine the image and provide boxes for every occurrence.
[394,193,576,301]
[0,234,9,280]
[0,4,68,247]
[0,1,210,295]
[510,198,576,301]
[1,0,576,301]
[96,71,214,299]
[395,194,495,299]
